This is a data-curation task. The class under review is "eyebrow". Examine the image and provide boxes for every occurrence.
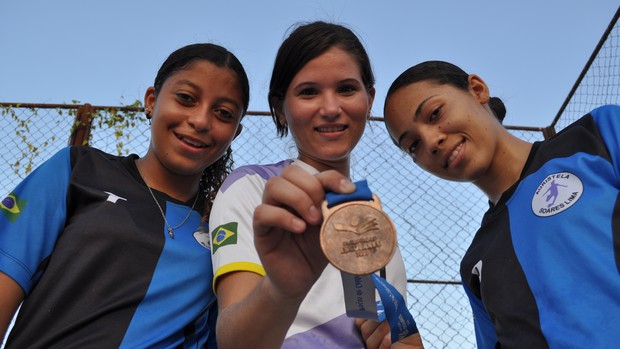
[414,95,436,121]
[292,78,362,90]
[171,79,201,92]
[396,94,436,146]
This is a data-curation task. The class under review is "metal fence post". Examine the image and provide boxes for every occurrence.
[69,103,94,146]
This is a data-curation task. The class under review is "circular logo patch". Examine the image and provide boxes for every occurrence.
[531,172,583,217]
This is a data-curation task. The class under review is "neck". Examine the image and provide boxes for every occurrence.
[136,156,200,202]
[297,156,351,178]
[474,135,533,205]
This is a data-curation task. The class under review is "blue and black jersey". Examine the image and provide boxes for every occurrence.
[461,105,620,348]
[0,146,216,348]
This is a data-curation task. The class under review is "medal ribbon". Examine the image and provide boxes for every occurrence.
[326,180,418,343]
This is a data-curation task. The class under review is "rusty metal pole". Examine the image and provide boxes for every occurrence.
[68,103,94,146]
[542,125,557,139]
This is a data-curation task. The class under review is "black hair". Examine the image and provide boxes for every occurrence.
[153,43,250,219]
[385,60,506,122]
[154,43,249,115]
[268,21,375,137]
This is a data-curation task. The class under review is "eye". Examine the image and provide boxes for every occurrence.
[407,139,420,154]
[176,92,196,106]
[214,108,237,122]
[429,106,442,122]
[337,84,357,95]
[298,87,318,97]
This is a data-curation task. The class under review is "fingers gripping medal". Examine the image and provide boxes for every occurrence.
[320,180,397,275]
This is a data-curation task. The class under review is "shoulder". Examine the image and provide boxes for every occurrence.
[588,104,620,129]
[68,146,138,169]
[69,145,124,161]
[219,159,293,193]
[590,104,620,117]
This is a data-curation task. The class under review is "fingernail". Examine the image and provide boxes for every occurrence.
[308,204,320,221]
[340,178,355,192]
[292,217,305,232]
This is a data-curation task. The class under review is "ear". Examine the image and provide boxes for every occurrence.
[234,123,243,140]
[269,96,287,126]
[144,87,156,116]
[468,74,490,105]
[277,110,287,126]
[367,87,376,119]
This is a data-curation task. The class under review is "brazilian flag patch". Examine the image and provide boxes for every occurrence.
[1,193,27,223]
[211,222,238,253]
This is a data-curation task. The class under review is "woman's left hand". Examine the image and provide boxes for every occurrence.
[356,318,425,349]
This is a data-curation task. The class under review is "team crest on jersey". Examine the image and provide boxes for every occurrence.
[211,222,238,253]
[531,172,583,217]
[1,193,27,222]
[193,223,211,250]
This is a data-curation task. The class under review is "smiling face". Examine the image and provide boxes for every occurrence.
[278,46,375,174]
[144,59,243,179]
[384,76,503,183]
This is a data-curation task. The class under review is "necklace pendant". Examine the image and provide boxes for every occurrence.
[168,227,175,239]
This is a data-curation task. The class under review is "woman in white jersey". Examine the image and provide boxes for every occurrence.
[209,21,423,349]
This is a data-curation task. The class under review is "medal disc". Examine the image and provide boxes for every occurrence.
[320,194,397,275]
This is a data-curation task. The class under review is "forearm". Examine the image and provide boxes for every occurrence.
[217,276,303,349]
[0,273,24,341]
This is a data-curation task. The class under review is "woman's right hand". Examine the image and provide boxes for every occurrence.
[252,165,355,302]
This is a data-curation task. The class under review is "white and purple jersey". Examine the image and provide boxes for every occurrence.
[209,159,408,348]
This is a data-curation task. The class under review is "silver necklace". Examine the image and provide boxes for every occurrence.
[136,160,200,239]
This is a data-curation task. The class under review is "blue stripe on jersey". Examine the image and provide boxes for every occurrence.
[0,147,71,292]
[120,202,213,348]
[507,111,620,346]
[592,105,620,177]
[463,283,496,349]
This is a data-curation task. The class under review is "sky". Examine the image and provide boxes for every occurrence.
[1,1,618,127]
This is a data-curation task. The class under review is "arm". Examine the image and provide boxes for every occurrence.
[216,271,303,349]
[0,272,24,340]
[0,148,72,340]
[214,166,355,349]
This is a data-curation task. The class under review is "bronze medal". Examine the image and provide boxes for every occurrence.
[320,194,397,275]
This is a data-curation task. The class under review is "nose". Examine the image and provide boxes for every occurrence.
[319,92,341,118]
[187,109,211,132]
[424,128,445,155]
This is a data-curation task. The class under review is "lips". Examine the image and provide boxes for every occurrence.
[176,133,208,148]
[445,139,465,168]
[315,125,347,133]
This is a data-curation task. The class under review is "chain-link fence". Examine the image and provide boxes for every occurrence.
[0,103,544,347]
[1,8,618,348]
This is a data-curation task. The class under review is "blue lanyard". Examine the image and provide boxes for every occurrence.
[326,180,419,342]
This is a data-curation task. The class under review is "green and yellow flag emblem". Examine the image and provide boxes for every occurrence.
[1,193,27,223]
[211,222,238,253]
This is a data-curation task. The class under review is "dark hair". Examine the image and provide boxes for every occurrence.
[154,43,249,115]
[385,60,506,122]
[153,43,250,218]
[268,21,375,137]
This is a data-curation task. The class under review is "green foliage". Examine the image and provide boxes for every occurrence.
[2,104,57,176]
[85,100,145,155]
[2,100,145,177]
